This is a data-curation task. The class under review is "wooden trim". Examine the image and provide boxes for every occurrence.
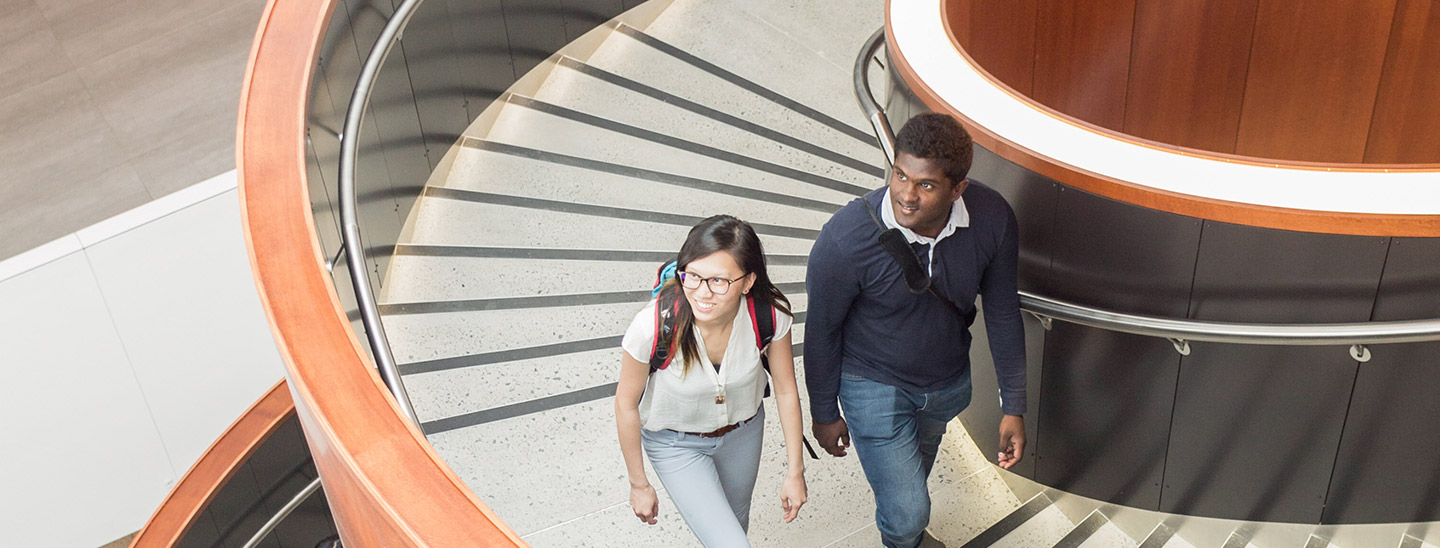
[130,380,294,548]
[891,0,1440,237]
[235,0,528,545]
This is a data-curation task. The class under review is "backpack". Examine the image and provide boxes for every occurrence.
[648,260,777,395]
[645,260,818,458]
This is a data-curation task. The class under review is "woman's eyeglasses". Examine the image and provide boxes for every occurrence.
[678,272,746,295]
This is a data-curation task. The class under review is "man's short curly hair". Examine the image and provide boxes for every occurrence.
[894,113,973,185]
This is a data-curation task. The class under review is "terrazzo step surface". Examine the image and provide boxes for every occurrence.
[369,0,1044,545]
[482,96,869,204]
[582,28,879,165]
[637,0,880,131]
[531,57,883,183]
[990,503,1077,548]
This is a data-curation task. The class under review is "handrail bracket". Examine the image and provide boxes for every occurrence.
[1027,311,1054,331]
[1169,338,1192,356]
[1350,344,1372,363]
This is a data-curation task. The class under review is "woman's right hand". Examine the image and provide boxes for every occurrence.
[631,484,659,525]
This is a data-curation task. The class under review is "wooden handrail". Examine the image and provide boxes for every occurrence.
[235,0,527,545]
[130,381,294,548]
[885,0,1440,237]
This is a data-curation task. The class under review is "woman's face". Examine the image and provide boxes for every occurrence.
[680,251,755,325]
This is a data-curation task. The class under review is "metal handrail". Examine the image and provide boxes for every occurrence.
[240,477,323,548]
[854,27,896,167]
[1020,290,1440,346]
[852,27,1440,357]
[338,0,422,424]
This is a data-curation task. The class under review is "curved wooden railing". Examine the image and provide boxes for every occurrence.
[235,0,527,544]
[130,381,294,547]
[884,0,1440,237]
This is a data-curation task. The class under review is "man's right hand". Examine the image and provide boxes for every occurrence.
[812,418,851,457]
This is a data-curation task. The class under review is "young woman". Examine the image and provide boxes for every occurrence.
[615,215,808,547]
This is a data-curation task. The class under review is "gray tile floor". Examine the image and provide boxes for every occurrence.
[0,0,266,260]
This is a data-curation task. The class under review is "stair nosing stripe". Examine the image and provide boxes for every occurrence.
[397,312,807,376]
[1052,511,1108,548]
[614,23,880,148]
[399,335,624,375]
[507,95,872,197]
[1136,522,1176,548]
[1222,531,1252,548]
[422,186,822,240]
[380,281,806,315]
[460,137,845,213]
[419,337,810,435]
[961,494,1055,548]
[422,382,619,435]
[391,245,810,265]
[556,56,885,177]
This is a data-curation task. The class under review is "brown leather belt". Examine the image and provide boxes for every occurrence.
[678,413,758,438]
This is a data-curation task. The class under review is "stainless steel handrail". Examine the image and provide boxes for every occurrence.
[1020,290,1440,346]
[854,27,896,167]
[852,27,1440,356]
[338,0,422,424]
[240,477,323,548]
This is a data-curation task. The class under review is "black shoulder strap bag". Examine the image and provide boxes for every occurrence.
[859,195,965,319]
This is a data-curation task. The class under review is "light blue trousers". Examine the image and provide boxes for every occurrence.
[641,406,766,548]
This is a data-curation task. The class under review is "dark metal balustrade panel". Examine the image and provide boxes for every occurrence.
[318,0,402,292]
[309,6,361,262]
[563,0,626,42]
[175,417,338,548]
[1017,183,1199,510]
[1187,220,1389,323]
[442,0,515,121]
[970,145,1060,294]
[883,48,928,136]
[1047,186,1203,317]
[259,422,338,547]
[1036,323,1181,511]
[1369,237,1440,322]
[1160,343,1358,523]
[392,0,474,172]
[344,0,434,287]
[305,70,347,281]
[1161,222,1387,522]
[501,0,571,79]
[1325,237,1440,523]
[962,308,1048,480]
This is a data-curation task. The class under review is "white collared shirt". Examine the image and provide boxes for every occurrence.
[621,299,793,433]
[879,187,970,275]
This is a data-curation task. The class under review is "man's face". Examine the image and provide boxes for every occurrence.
[889,151,966,238]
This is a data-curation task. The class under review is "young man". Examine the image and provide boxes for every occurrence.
[804,113,1027,548]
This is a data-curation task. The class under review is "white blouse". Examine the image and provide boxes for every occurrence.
[621,298,793,433]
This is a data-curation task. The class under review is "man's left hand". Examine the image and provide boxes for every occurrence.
[997,414,1025,469]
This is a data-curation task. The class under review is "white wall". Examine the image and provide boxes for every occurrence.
[0,171,286,548]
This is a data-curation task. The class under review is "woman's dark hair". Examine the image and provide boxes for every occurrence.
[658,215,791,374]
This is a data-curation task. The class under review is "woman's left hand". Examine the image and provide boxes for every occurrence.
[780,472,807,523]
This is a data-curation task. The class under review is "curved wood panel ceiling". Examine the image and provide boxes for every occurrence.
[890,0,1440,236]
[237,0,528,544]
[949,0,1440,165]
[1366,0,1440,164]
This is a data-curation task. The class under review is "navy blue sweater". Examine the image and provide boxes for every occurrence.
[804,183,1027,423]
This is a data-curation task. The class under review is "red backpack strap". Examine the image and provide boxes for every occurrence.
[747,296,776,355]
[748,295,777,398]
